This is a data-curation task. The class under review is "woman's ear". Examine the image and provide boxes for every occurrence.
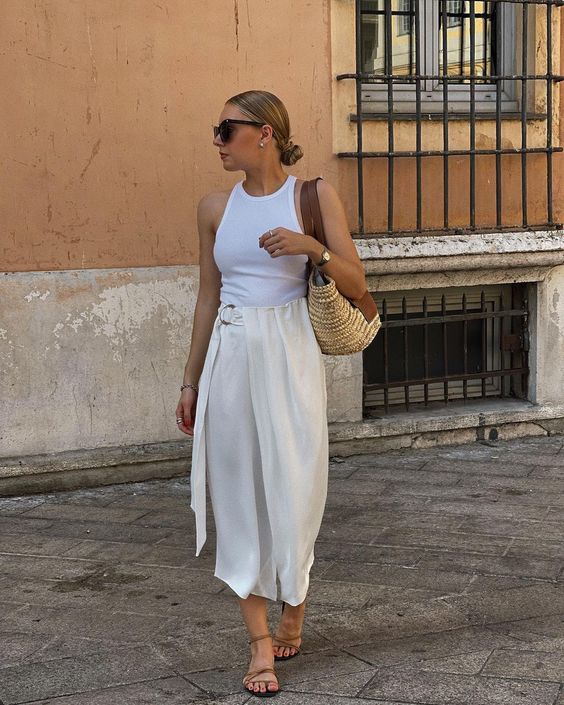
[261,125,274,144]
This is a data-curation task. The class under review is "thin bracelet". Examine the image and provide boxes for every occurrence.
[181,383,199,393]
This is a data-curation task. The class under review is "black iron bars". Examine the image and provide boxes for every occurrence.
[339,0,564,236]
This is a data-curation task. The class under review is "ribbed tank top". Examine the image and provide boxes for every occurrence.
[213,174,308,307]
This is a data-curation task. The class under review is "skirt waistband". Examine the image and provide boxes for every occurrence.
[217,296,307,326]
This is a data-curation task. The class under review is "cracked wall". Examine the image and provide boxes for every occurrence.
[0,268,352,457]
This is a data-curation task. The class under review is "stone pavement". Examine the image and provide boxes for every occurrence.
[0,435,563,705]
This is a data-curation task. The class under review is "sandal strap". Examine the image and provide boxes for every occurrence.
[273,634,302,648]
[276,639,300,651]
[248,632,272,644]
[243,666,277,685]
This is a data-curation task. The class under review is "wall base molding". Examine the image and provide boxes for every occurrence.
[2,400,562,496]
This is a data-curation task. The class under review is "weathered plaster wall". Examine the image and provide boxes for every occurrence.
[0,268,357,458]
[1,1,334,272]
[529,263,564,405]
[0,268,198,456]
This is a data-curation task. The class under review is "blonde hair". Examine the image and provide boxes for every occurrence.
[226,90,304,166]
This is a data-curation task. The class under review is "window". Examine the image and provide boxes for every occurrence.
[446,0,462,28]
[363,285,529,415]
[360,0,517,112]
[397,0,412,36]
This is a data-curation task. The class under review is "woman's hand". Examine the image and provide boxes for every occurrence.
[258,227,319,259]
[176,389,198,436]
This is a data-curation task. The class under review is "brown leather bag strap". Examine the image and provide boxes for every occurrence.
[307,178,327,247]
[300,177,379,325]
[299,179,315,238]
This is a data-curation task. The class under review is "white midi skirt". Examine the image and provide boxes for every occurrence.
[190,296,329,606]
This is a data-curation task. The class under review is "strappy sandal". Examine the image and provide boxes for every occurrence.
[243,633,280,698]
[273,602,302,661]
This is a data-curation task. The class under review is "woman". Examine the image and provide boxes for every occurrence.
[176,90,366,697]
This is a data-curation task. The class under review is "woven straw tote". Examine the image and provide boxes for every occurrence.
[300,178,381,355]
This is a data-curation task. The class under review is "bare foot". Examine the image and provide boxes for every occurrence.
[243,635,280,695]
[273,601,305,659]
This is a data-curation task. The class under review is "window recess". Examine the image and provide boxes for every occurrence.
[363,284,529,415]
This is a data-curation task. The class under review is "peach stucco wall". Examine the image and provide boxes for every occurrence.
[1,0,335,272]
[2,2,563,272]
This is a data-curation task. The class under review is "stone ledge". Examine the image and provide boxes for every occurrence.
[357,230,564,277]
[0,400,562,496]
[357,230,564,260]
[330,400,564,456]
[331,399,564,441]
[0,440,191,480]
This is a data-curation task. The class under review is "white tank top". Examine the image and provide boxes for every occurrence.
[213,174,308,307]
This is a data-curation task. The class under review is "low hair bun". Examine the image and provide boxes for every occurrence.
[280,140,304,166]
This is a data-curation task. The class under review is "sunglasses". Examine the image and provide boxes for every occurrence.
[213,119,265,143]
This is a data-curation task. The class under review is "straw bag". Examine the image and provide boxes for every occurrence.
[300,177,381,355]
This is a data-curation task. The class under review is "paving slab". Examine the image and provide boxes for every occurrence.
[417,459,534,477]
[318,561,474,594]
[414,649,492,675]
[371,527,511,555]
[347,625,517,667]
[185,650,370,699]
[35,692,251,705]
[346,467,462,484]
[417,550,561,580]
[282,669,377,698]
[442,584,564,625]
[21,503,150,524]
[0,603,177,643]
[25,676,206,705]
[0,645,176,704]
[482,647,564,681]
[359,666,560,704]
[0,632,56,669]
[486,614,564,641]
[0,434,562,705]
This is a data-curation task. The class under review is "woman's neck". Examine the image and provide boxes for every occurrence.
[242,167,288,197]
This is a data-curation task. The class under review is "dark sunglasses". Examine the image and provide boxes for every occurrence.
[213,119,265,143]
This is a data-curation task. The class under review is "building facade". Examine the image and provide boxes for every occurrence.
[1,1,563,492]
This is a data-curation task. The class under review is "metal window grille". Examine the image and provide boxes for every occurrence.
[338,0,564,236]
[363,284,529,415]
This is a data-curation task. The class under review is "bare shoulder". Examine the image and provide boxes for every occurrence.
[316,178,342,208]
[197,189,232,234]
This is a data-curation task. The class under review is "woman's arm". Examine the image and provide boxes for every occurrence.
[176,193,223,435]
[259,179,367,301]
[305,179,366,301]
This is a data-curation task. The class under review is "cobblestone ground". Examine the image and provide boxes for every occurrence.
[0,435,563,705]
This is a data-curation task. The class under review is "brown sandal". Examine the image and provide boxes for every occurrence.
[273,603,302,661]
[243,633,280,698]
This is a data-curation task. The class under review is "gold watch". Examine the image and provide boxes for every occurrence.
[316,248,331,267]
